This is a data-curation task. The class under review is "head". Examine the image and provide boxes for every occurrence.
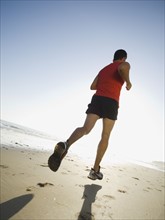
[113,49,127,61]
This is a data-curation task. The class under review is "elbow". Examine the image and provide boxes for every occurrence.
[90,85,97,90]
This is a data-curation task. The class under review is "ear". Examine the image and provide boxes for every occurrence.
[122,57,127,61]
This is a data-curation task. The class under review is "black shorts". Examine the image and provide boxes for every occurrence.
[86,95,119,120]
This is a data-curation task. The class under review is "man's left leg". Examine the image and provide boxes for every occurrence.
[48,114,99,172]
[94,118,115,171]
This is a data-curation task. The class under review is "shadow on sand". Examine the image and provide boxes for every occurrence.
[78,184,102,220]
[0,194,34,220]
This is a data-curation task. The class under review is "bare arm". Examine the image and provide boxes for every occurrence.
[90,75,98,90]
[118,62,132,90]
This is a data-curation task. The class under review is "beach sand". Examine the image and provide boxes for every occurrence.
[0,144,164,220]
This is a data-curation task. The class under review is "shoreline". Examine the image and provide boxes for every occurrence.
[2,141,164,173]
[1,119,164,173]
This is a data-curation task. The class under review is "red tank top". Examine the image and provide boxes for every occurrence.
[95,62,124,102]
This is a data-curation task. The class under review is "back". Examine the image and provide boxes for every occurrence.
[95,62,124,102]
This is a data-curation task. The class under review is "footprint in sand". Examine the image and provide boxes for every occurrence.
[40,164,48,167]
[26,182,54,191]
[75,184,84,188]
[85,168,91,172]
[37,182,54,187]
[61,172,68,175]
[26,186,36,191]
[143,186,155,192]
[118,189,127,193]
[2,146,9,150]
[132,177,139,180]
[119,169,123,171]
[155,188,162,192]
[106,178,110,182]
[67,158,74,162]
[103,195,115,200]
[0,165,9,169]
[143,189,149,192]
[146,187,153,190]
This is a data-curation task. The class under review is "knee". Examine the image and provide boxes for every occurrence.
[83,126,91,135]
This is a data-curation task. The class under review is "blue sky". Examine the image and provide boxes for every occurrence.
[1,0,164,162]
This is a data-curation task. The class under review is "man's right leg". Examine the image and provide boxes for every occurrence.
[67,114,100,147]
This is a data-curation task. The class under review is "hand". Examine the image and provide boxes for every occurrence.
[126,82,132,90]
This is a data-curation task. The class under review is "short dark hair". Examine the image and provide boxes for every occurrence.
[113,49,127,61]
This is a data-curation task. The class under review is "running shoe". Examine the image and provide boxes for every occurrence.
[88,166,103,180]
[48,142,68,172]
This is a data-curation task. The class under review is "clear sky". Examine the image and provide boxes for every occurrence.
[1,0,164,162]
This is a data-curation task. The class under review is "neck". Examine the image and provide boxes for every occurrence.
[113,60,124,63]
[113,58,126,63]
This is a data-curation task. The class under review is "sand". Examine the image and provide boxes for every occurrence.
[0,144,165,220]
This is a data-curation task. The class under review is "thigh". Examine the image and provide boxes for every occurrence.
[102,118,115,138]
[83,113,100,133]
[86,95,102,118]
[101,97,118,120]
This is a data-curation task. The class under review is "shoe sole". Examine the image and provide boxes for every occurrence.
[48,143,67,172]
[88,174,103,180]
[88,176,103,180]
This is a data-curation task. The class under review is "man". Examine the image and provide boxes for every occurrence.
[48,49,132,180]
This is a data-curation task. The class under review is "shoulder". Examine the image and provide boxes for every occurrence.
[99,64,111,72]
[118,62,130,71]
